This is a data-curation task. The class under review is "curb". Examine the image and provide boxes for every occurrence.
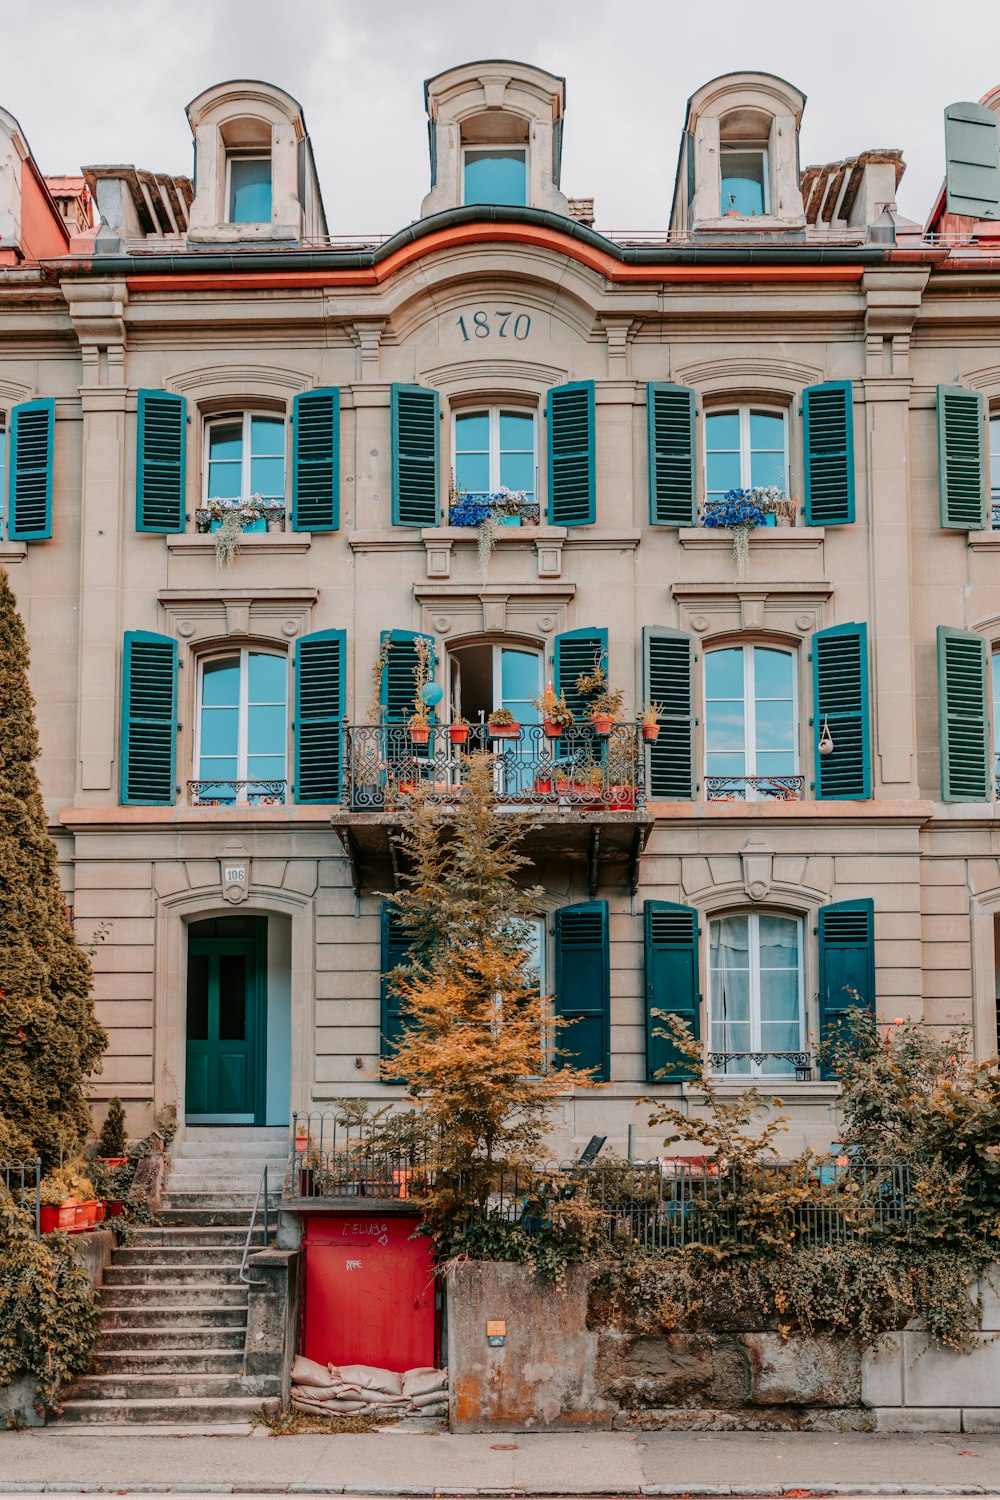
[0,1487,998,1497]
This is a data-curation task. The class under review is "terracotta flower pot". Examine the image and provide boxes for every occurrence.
[543,720,563,739]
[449,725,469,745]
[533,775,553,795]
[641,723,660,743]
[409,724,431,745]
[489,723,521,739]
[592,715,614,736]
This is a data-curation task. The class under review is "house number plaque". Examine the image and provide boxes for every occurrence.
[456,309,531,341]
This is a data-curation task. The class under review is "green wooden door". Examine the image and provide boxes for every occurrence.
[185,935,261,1119]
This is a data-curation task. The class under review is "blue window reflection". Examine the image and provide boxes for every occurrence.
[464,150,527,207]
[197,651,287,804]
[228,156,272,224]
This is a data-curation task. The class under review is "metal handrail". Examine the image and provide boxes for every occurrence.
[2,1157,41,1237]
[239,1164,270,1286]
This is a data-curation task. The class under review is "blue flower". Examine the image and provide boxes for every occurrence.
[701,488,768,530]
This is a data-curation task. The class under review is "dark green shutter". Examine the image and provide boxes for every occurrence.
[812,623,870,800]
[553,901,609,1081]
[136,390,186,533]
[391,384,439,527]
[644,901,700,1082]
[643,626,695,799]
[547,381,595,526]
[380,629,436,722]
[8,398,54,541]
[294,629,346,803]
[938,625,990,802]
[944,101,1000,220]
[292,389,339,532]
[818,899,875,1079]
[381,900,412,1077]
[553,627,608,722]
[647,383,696,525]
[937,386,987,530]
[803,382,855,526]
[120,630,177,806]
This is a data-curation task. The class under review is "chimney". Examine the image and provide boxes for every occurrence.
[567,197,595,228]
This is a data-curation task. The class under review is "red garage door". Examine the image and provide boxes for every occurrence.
[302,1214,437,1371]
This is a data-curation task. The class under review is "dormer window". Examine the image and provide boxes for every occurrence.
[227,153,272,223]
[464,147,527,207]
[721,144,768,217]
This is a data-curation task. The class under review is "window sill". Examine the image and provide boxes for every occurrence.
[678,526,824,550]
[165,531,312,556]
[968,530,1000,551]
[0,541,28,564]
[682,1080,840,1100]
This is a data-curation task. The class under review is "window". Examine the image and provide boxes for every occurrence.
[205,413,285,509]
[709,912,804,1077]
[705,407,788,501]
[704,645,798,800]
[227,154,272,223]
[0,417,5,534]
[463,148,527,206]
[991,414,1000,528]
[454,409,536,504]
[448,640,542,726]
[194,650,288,805]
[721,145,768,216]
[992,651,1000,788]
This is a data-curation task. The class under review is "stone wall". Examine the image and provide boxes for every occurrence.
[447,1260,1000,1435]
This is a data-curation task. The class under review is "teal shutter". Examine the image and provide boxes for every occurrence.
[812,623,870,800]
[553,626,608,722]
[803,382,855,526]
[818,899,875,1078]
[292,389,339,532]
[937,625,990,802]
[553,901,610,1081]
[380,629,436,722]
[136,390,186,533]
[391,384,439,527]
[381,900,412,1077]
[120,630,177,806]
[944,101,1000,220]
[644,901,700,1082]
[937,386,987,530]
[647,383,696,526]
[643,626,695,799]
[547,381,595,526]
[8,398,54,541]
[294,629,346,803]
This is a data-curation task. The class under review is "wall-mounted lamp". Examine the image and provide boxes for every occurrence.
[818,717,835,756]
[795,1060,813,1084]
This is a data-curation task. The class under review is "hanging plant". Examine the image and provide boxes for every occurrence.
[700,488,770,579]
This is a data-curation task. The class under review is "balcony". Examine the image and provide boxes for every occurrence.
[704,775,804,803]
[332,721,652,899]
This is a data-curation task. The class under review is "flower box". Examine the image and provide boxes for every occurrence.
[489,723,521,739]
[40,1201,78,1234]
[104,1199,125,1219]
[533,774,553,794]
[96,1156,129,1169]
[211,515,266,534]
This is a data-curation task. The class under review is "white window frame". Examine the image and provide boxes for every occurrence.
[989,413,1000,527]
[461,145,529,207]
[194,647,288,794]
[0,415,6,535]
[720,143,770,216]
[225,151,273,224]
[708,910,805,1079]
[452,406,538,500]
[704,404,789,499]
[703,644,799,800]
[203,411,287,505]
[445,639,543,722]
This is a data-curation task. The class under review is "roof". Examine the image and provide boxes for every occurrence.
[801,150,906,227]
[83,165,193,235]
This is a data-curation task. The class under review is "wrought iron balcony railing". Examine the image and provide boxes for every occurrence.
[704,775,804,802]
[188,779,287,806]
[343,721,645,812]
[709,1050,813,1079]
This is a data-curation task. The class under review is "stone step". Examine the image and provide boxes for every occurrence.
[112,1245,246,1267]
[102,1263,245,1286]
[97,1302,248,1327]
[65,1372,280,1402]
[169,1150,288,1168]
[128,1225,266,1248]
[165,1177,285,1196]
[159,1191,280,1211]
[98,1283,249,1308]
[55,1395,277,1426]
[175,1131,288,1157]
[97,1324,246,1350]
[92,1348,245,1376]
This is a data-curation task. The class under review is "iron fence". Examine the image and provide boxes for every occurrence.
[704,776,804,803]
[187,778,287,806]
[344,721,645,812]
[2,1157,41,1237]
[290,1111,433,1202]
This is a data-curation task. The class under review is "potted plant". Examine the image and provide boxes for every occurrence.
[639,703,664,743]
[532,683,575,739]
[39,1164,99,1234]
[449,715,470,746]
[700,488,770,579]
[95,1096,129,1168]
[487,707,521,739]
[408,707,432,746]
[576,653,624,736]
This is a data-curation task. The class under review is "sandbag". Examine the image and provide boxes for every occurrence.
[402,1367,448,1397]
[330,1363,403,1397]
[290,1354,337,1388]
[292,1395,369,1415]
[409,1389,449,1409]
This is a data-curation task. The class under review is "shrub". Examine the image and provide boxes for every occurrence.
[97,1097,127,1158]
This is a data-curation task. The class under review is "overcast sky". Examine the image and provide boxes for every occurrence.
[3,0,1000,230]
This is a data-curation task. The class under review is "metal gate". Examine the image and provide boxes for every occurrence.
[302,1213,437,1371]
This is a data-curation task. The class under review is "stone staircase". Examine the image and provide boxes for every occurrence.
[57,1127,287,1426]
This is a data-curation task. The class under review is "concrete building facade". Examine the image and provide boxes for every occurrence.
[3,64,1000,1158]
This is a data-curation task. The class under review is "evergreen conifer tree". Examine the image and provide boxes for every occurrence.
[383,753,595,1249]
[0,569,105,1168]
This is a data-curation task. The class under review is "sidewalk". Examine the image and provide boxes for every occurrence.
[1,1427,1000,1495]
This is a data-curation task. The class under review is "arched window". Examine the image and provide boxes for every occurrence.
[719,108,774,217]
[193,649,288,805]
[461,113,529,206]
[221,117,273,224]
[709,911,804,1077]
[705,406,788,501]
[204,411,286,514]
[453,408,536,505]
[704,644,799,801]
